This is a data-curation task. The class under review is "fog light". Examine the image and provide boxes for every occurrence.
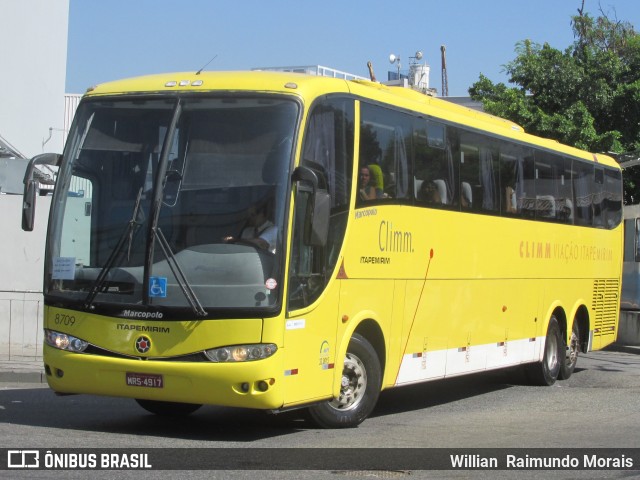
[257,380,269,392]
[241,382,250,393]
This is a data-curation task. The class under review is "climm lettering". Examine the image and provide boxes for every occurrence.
[379,221,414,253]
[520,240,613,262]
[520,241,551,259]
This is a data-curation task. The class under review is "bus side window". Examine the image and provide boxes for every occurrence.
[533,152,573,223]
[593,167,605,227]
[414,120,456,208]
[573,161,594,226]
[604,168,622,228]
[499,153,519,215]
[360,103,413,201]
[456,128,499,213]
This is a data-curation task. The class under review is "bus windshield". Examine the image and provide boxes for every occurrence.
[46,96,298,317]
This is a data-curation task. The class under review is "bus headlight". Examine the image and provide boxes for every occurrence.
[45,329,89,353]
[204,344,277,363]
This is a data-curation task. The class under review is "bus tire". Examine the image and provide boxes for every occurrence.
[526,316,563,386]
[135,399,202,416]
[559,321,580,380]
[308,333,381,428]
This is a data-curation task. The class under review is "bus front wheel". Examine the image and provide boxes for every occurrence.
[308,333,381,428]
[526,316,563,386]
[135,399,202,416]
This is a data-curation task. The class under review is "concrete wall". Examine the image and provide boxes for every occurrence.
[0,195,51,359]
[0,0,70,157]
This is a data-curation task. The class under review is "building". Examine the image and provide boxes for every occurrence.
[0,0,69,361]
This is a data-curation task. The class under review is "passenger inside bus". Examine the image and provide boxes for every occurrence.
[505,186,517,213]
[461,182,473,208]
[417,180,443,204]
[367,163,385,198]
[359,165,378,201]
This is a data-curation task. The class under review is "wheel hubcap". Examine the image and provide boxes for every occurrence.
[329,352,367,411]
[567,330,578,365]
[546,333,559,370]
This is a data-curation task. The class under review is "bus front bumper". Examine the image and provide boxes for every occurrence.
[43,344,284,409]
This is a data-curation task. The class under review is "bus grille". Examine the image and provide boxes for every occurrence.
[592,279,619,336]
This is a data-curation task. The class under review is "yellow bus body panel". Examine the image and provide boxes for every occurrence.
[339,204,622,386]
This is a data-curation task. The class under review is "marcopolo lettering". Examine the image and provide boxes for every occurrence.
[121,310,164,319]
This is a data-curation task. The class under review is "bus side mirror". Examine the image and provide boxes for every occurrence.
[22,153,61,231]
[22,179,37,232]
[292,165,330,247]
[307,190,330,246]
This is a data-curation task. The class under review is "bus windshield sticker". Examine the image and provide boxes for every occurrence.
[52,257,76,280]
[149,277,167,298]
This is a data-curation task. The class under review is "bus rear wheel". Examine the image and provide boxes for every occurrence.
[308,333,381,428]
[559,321,580,380]
[135,399,202,416]
[526,316,563,386]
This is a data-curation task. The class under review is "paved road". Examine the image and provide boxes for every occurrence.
[0,348,639,479]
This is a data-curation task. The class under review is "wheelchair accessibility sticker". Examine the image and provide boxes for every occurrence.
[149,277,167,298]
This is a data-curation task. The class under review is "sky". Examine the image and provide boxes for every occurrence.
[66,0,640,97]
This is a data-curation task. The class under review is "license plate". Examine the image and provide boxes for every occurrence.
[126,372,164,388]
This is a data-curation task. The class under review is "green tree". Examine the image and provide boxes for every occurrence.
[468,1,640,202]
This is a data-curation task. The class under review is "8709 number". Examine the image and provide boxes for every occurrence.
[54,314,76,326]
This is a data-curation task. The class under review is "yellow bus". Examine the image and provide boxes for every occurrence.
[23,71,623,428]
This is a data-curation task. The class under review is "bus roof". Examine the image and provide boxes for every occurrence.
[85,70,351,97]
[84,70,619,170]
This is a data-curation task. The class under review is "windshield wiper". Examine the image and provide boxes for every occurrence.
[140,100,205,317]
[127,187,145,261]
[84,187,145,310]
[153,227,207,317]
